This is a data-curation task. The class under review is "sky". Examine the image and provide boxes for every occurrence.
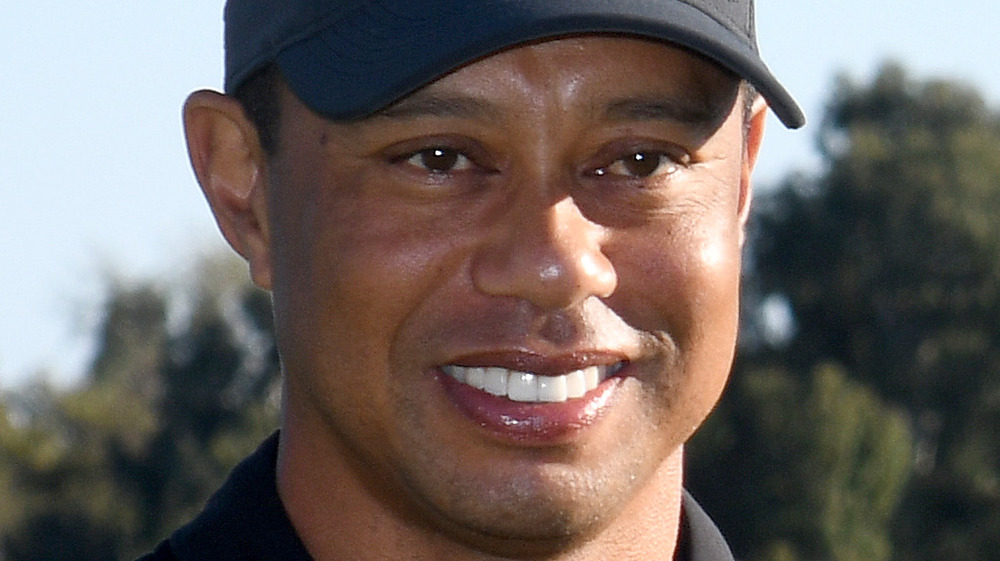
[2,1,999,388]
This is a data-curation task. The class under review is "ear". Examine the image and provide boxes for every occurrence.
[737,94,768,245]
[183,90,274,290]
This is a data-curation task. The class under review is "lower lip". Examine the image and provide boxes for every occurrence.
[437,368,624,445]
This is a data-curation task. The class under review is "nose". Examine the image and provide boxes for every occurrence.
[471,196,618,310]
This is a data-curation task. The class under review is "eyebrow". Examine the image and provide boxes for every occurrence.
[371,90,735,130]
[601,94,733,127]
[373,94,502,121]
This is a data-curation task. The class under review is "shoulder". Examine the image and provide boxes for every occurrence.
[135,433,311,561]
[679,490,736,561]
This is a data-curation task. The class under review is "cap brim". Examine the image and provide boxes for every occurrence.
[274,0,805,128]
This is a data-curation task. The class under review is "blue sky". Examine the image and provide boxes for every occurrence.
[2,1,999,387]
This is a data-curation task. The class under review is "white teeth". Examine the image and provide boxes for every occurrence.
[583,365,600,389]
[537,375,568,402]
[483,367,508,396]
[565,370,586,399]
[508,372,538,402]
[442,363,619,403]
[466,367,486,390]
[442,365,464,383]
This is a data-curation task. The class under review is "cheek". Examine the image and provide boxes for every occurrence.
[610,210,743,410]
[268,170,470,391]
[680,234,743,376]
[612,210,742,335]
[268,195,470,465]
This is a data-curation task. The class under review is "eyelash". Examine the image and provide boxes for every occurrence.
[591,150,689,180]
[392,143,690,184]
[402,147,477,175]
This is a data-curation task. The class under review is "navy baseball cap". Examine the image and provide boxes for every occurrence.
[224,0,805,129]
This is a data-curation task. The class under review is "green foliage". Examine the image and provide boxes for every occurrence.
[0,255,280,561]
[689,362,912,561]
[691,62,1000,561]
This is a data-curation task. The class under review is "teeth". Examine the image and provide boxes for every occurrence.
[483,367,508,396]
[466,367,485,390]
[508,372,538,402]
[537,375,567,402]
[584,365,600,388]
[442,364,619,403]
[565,369,586,399]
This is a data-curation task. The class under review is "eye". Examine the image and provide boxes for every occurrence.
[404,147,475,174]
[595,151,681,179]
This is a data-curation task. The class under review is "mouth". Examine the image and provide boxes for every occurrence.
[440,363,626,404]
[436,355,631,444]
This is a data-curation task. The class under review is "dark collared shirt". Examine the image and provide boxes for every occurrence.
[137,433,734,561]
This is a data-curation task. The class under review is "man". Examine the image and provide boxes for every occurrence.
[141,0,803,559]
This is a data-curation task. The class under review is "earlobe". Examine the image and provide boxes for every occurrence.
[183,90,274,290]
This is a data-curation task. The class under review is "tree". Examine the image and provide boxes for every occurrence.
[689,361,912,561]
[0,254,280,561]
[690,63,1000,561]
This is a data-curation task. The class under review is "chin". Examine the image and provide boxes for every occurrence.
[396,437,663,555]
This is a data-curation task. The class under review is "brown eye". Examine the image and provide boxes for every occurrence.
[603,152,678,178]
[406,148,471,173]
[626,152,659,177]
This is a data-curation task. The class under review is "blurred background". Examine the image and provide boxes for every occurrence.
[1,2,998,560]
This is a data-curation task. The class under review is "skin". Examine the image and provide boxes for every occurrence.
[184,36,767,560]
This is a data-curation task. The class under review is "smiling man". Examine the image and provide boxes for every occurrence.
[139,1,803,560]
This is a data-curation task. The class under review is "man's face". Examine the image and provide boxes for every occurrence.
[265,36,755,549]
